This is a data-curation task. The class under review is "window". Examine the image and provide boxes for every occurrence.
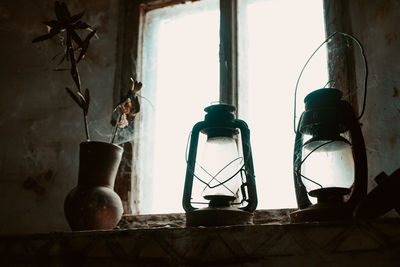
[129,0,328,214]
[237,0,328,208]
[139,0,220,213]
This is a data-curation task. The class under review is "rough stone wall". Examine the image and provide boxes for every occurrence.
[348,0,400,191]
[0,0,118,234]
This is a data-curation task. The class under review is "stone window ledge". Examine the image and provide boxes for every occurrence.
[2,215,400,266]
[118,209,295,229]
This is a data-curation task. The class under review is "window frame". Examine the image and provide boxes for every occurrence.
[114,0,359,216]
[114,0,239,215]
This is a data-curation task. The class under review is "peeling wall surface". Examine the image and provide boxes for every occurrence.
[0,0,118,235]
[348,0,400,191]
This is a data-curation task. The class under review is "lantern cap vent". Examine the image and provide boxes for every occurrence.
[204,103,235,123]
[204,103,235,114]
[202,104,237,137]
[304,88,343,109]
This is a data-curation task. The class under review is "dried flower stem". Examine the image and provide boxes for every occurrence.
[67,34,90,141]
[83,112,90,141]
[110,113,122,144]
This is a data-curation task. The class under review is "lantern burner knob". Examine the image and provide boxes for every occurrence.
[204,195,236,208]
[309,187,351,204]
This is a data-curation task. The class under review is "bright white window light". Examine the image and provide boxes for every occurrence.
[238,0,328,209]
[139,0,327,213]
[140,0,219,214]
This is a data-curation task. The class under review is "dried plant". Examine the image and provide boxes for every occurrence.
[110,78,142,143]
[33,1,142,144]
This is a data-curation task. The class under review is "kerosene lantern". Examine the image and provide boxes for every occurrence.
[290,88,368,222]
[183,104,257,226]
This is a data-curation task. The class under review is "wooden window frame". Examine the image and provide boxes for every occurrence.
[114,0,359,219]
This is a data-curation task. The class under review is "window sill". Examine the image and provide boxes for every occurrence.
[2,217,400,265]
[118,208,296,229]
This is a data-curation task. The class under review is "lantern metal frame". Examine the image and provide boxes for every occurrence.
[183,104,257,226]
[290,88,368,222]
[290,32,369,222]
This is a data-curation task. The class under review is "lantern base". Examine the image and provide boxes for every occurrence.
[290,203,353,223]
[185,207,253,227]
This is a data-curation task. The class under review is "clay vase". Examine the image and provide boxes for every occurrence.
[64,141,124,231]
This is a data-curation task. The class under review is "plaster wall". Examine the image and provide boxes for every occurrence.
[348,0,400,191]
[0,0,118,234]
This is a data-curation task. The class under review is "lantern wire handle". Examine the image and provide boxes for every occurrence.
[322,80,335,88]
[299,173,323,189]
[200,157,243,195]
[294,31,369,134]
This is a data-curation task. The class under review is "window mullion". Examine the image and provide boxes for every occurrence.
[113,0,142,215]
[219,0,238,111]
